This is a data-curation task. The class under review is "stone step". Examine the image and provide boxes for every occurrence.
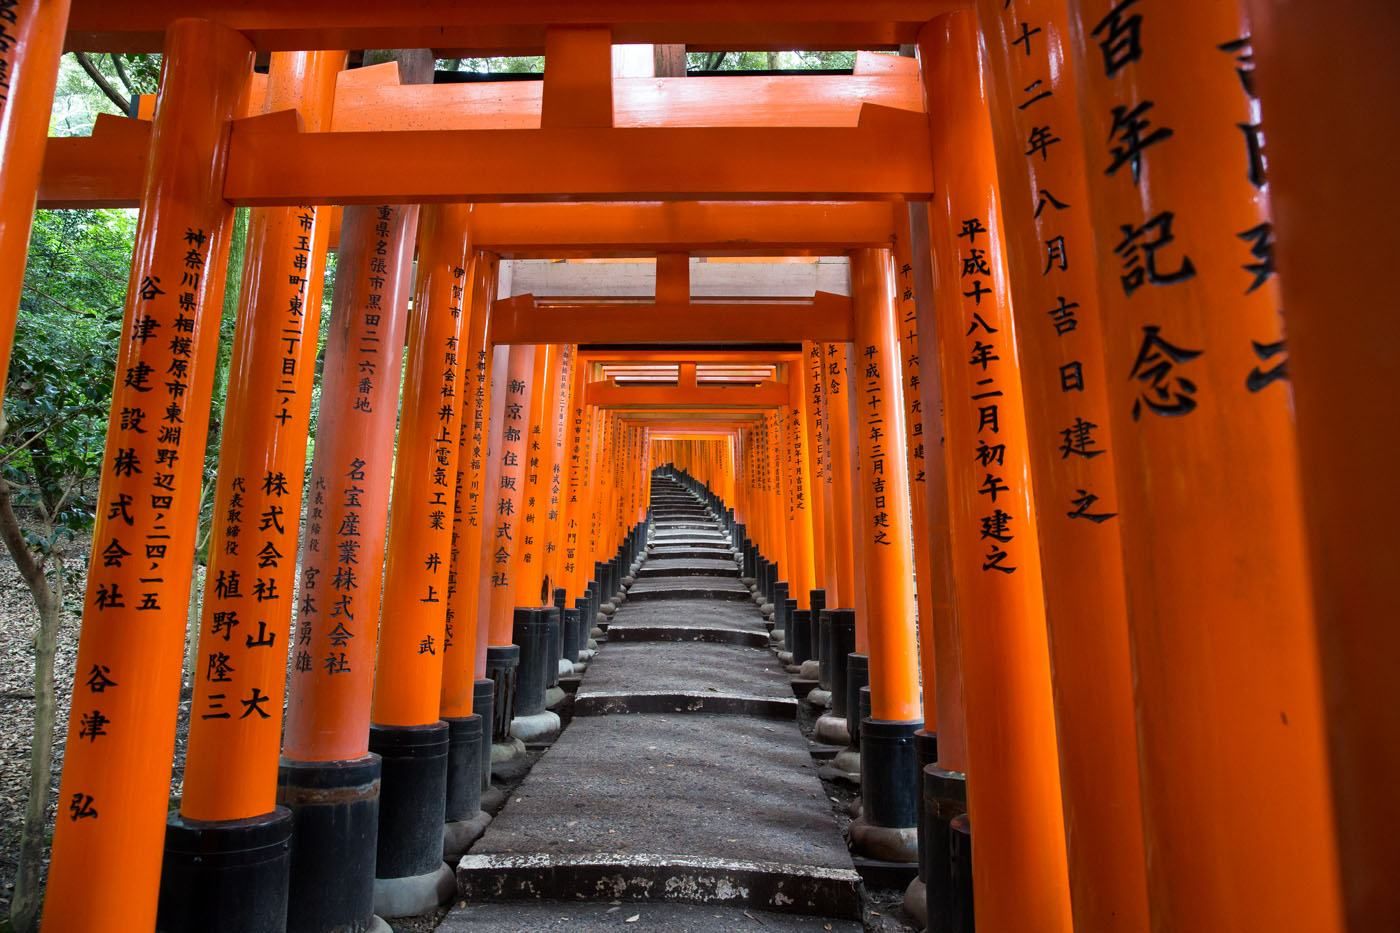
[439,900,861,931]
[636,558,740,578]
[625,577,751,602]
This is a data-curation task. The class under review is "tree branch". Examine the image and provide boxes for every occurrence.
[0,477,49,594]
[74,52,131,114]
[110,53,136,96]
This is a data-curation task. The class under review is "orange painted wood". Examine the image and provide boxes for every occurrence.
[1067,1,1342,929]
[541,27,613,129]
[486,344,539,645]
[1247,4,1400,925]
[221,105,933,205]
[44,20,254,930]
[442,257,496,718]
[978,1,1150,928]
[919,12,1072,930]
[331,73,923,132]
[491,293,854,345]
[65,0,960,53]
[849,249,920,722]
[281,199,420,761]
[181,50,344,823]
[371,205,474,727]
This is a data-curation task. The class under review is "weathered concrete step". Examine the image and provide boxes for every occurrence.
[439,900,861,932]
[581,640,792,700]
[648,537,731,550]
[636,559,739,578]
[606,626,769,649]
[625,578,751,602]
[460,712,861,920]
[573,690,797,720]
[646,547,737,562]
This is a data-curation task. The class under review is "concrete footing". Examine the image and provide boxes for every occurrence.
[807,687,832,709]
[798,660,820,679]
[904,876,928,929]
[819,748,861,785]
[545,685,567,709]
[814,712,850,746]
[510,710,561,744]
[372,861,456,919]
[849,817,918,864]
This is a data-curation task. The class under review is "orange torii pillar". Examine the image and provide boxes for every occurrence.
[846,248,923,863]
[442,256,500,814]
[0,0,71,417]
[813,341,861,753]
[365,205,473,915]
[483,342,537,766]
[890,206,945,923]
[42,20,253,933]
[798,342,836,708]
[540,343,578,664]
[919,12,1074,931]
[278,191,421,931]
[778,377,817,668]
[902,200,972,930]
[508,344,572,745]
[1248,7,1400,926]
[979,1,1152,929]
[1067,2,1343,929]
[155,51,342,933]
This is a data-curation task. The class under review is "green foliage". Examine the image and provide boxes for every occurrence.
[2,210,135,553]
[437,56,544,73]
[685,50,859,71]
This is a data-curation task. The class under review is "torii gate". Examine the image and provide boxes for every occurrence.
[0,3,1391,933]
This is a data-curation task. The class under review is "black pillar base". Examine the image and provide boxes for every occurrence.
[443,715,483,822]
[278,755,381,933]
[790,609,812,665]
[808,589,826,663]
[913,729,938,882]
[546,604,563,688]
[950,814,974,932]
[485,645,520,742]
[860,718,920,829]
[563,608,581,663]
[369,722,449,881]
[922,765,968,933]
[845,653,870,746]
[828,610,856,718]
[817,609,834,690]
[473,678,494,790]
[512,607,552,718]
[157,808,293,933]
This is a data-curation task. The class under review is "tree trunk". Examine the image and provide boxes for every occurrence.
[0,478,61,933]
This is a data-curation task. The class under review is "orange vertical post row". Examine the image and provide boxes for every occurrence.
[1246,7,1400,924]
[180,50,343,825]
[484,343,537,746]
[846,249,925,863]
[891,213,939,739]
[442,256,496,720]
[824,342,858,610]
[800,344,831,601]
[560,359,590,600]
[978,1,1151,928]
[43,20,253,931]
[1066,1,1343,928]
[0,0,71,411]
[919,12,1074,931]
[371,204,473,725]
[541,344,577,601]
[782,381,816,610]
[515,344,569,608]
[367,203,473,890]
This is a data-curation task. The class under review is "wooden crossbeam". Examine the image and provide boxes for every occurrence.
[223,104,931,204]
[585,381,789,408]
[490,293,853,344]
[65,0,958,54]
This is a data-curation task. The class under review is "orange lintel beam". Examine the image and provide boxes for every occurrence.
[585,381,789,409]
[331,74,923,132]
[222,105,931,205]
[579,349,805,364]
[66,0,958,54]
[491,293,853,345]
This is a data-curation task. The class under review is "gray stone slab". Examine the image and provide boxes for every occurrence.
[608,598,767,635]
[582,641,792,700]
[626,578,751,602]
[461,712,858,915]
[646,547,737,562]
[573,690,797,720]
[636,558,738,578]
[439,900,861,932]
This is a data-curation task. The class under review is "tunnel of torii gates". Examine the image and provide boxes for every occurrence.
[0,1,1395,932]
